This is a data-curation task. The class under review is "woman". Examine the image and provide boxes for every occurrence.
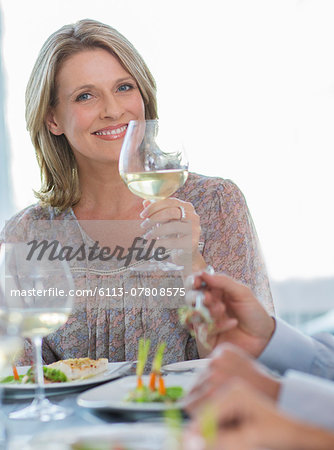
[2,19,273,366]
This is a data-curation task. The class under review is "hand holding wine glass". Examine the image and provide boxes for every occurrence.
[119,119,203,272]
[1,242,74,421]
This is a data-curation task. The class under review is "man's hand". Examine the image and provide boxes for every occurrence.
[186,272,275,356]
[183,379,334,450]
[184,344,281,414]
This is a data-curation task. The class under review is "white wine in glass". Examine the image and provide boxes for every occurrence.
[119,119,189,271]
[0,338,22,372]
[122,169,188,201]
[0,242,74,421]
[18,309,71,338]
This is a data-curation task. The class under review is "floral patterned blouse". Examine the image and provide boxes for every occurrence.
[1,173,274,367]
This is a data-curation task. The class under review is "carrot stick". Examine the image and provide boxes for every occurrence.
[158,375,166,395]
[137,376,143,389]
[12,365,19,381]
[149,372,156,391]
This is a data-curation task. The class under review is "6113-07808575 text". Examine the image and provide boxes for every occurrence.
[10,287,186,299]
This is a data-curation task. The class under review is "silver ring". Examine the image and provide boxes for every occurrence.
[178,205,186,220]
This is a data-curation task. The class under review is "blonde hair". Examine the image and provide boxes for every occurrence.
[26,19,157,210]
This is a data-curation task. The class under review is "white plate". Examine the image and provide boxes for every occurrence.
[77,373,197,412]
[1,361,134,399]
[24,423,169,450]
[162,358,210,373]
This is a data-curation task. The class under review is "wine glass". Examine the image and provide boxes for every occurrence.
[119,119,189,271]
[0,277,22,449]
[0,242,74,421]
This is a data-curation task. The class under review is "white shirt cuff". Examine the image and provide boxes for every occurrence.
[258,318,316,374]
[278,370,334,431]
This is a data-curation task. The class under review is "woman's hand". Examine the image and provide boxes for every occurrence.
[140,198,206,273]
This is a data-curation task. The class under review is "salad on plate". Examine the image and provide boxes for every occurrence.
[125,339,184,404]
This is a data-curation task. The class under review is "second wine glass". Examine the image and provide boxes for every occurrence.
[119,119,189,271]
[1,242,74,421]
[0,277,22,449]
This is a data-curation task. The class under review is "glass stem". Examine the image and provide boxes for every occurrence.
[0,386,8,450]
[32,336,46,405]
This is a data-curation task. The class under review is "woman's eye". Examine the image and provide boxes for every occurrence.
[76,92,92,102]
[117,84,133,92]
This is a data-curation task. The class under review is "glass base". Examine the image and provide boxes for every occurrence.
[0,411,8,450]
[9,398,73,422]
[130,260,184,272]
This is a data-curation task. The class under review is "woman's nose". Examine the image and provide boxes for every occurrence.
[100,94,123,120]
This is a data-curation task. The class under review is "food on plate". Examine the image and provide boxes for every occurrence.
[24,365,69,383]
[149,342,166,393]
[71,440,127,450]
[125,339,184,403]
[12,365,20,381]
[0,374,25,384]
[127,384,184,403]
[1,366,68,384]
[0,357,108,384]
[48,357,108,380]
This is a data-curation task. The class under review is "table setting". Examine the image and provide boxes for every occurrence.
[0,241,209,449]
[1,359,206,450]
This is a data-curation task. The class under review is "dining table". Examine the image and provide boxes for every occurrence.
[0,361,205,450]
[2,392,172,450]
[3,390,122,449]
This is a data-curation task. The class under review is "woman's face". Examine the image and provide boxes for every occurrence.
[47,48,145,167]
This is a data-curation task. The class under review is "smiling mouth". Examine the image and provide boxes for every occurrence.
[93,125,127,136]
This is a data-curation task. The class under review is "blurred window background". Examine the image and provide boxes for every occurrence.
[0,0,333,332]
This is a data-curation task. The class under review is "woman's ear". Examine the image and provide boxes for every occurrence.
[46,110,64,136]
